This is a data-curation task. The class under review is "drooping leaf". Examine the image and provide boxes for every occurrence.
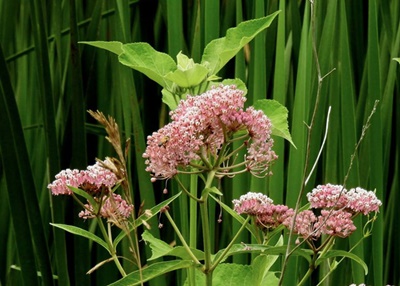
[393,57,400,64]
[79,41,124,56]
[253,99,296,147]
[142,230,204,261]
[118,43,176,88]
[50,223,109,252]
[315,249,368,275]
[201,11,280,75]
[161,88,181,110]
[109,260,194,286]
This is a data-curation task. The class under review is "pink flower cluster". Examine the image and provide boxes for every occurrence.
[79,194,134,220]
[48,160,132,221]
[143,85,277,180]
[233,192,292,230]
[48,160,118,195]
[234,184,381,240]
[307,184,382,215]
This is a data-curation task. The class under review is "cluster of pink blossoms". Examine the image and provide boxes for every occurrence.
[143,85,277,180]
[48,160,118,196]
[79,194,134,221]
[233,184,381,240]
[48,160,133,220]
[307,184,382,215]
[233,192,293,230]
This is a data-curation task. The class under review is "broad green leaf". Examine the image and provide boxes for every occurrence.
[50,223,109,252]
[141,230,172,260]
[251,236,283,285]
[393,57,400,64]
[261,272,280,286]
[109,260,194,286]
[253,99,296,147]
[210,264,255,286]
[315,249,368,275]
[221,79,247,95]
[161,88,181,110]
[142,230,204,261]
[176,51,195,70]
[201,11,280,75]
[164,64,209,88]
[79,41,124,56]
[113,192,182,247]
[118,43,176,88]
[184,263,255,286]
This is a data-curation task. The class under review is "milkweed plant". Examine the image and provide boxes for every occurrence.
[48,8,382,286]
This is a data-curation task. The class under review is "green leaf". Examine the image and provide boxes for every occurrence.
[161,88,181,110]
[142,230,204,261]
[79,41,124,56]
[251,236,283,285]
[261,272,279,286]
[141,230,172,260]
[118,43,176,88]
[212,264,255,286]
[315,249,368,275]
[201,11,280,75]
[253,99,296,147]
[113,192,182,247]
[204,186,223,196]
[164,64,209,88]
[68,186,97,209]
[109,260,194,286]
[164,51,209,88]
[221,79,247,95]
[393,57,400,64]
[50,223,109,252]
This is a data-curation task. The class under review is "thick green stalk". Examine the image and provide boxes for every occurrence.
[200,170,217,285]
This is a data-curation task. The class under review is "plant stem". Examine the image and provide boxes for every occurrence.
[96,217,126,277]
[189,172,199,286]
[210,216,251,271]
[200,170,217,285]
[164,210,201,265]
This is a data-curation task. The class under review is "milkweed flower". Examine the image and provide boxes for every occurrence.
[283,210,319,239]
[48,160,118,196]
[315,209,356,238]
[232,192,273,215]
[232,192,293,230]
[307,184,382,215]
[79,193,133,221]
[346,187,382,215]
[306,184,348,209]
[143,85,277,181]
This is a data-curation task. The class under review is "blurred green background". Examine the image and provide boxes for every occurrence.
[0,0,399,285]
